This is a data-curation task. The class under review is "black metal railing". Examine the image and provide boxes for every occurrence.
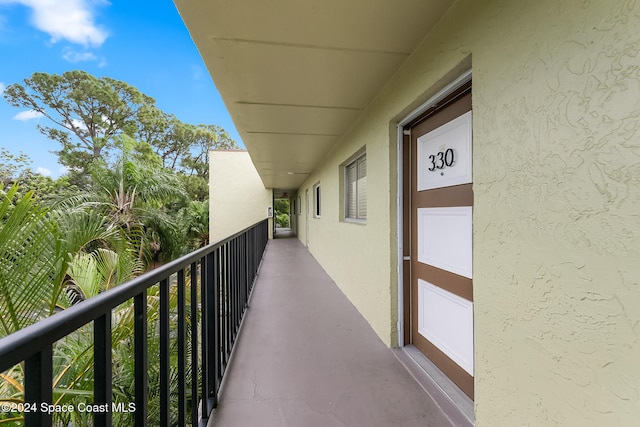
[0,219,269,426]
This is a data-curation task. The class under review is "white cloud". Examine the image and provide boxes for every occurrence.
[0,0,108,47]
[13,110,44,121]
[62,46,97,63]
[36,167,51,177]
[0,82,5,94]
[67,118,87,130]
[59,165,69,175]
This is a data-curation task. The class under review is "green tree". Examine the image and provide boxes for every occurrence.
[135,105,188,169]
[179,124,237,178]
[135,107,238,200]
[274,199,289,215]
[136,107,237,175]
[55,209,142,301]
[20,173,74,200]
[0,149,73,202]
[177,200,210,252]
[0,149,31,188]
[4,70,239,197]
[0,185,67,337]
[274,199,290,228]
[49,136,188,267]
[3,71,155,184]
[0,183,150,426]
[179,174,209,202]
[0,181,202,425]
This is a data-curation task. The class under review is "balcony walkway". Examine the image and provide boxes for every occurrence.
[207,235,458,427]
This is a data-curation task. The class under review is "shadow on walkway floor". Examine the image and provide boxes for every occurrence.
[274,227,296,239]
[208,238,455,427]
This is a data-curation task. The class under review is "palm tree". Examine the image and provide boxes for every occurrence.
[49,136,188,269]
[0,137,193,424]
[177,200,210,253]
[0,185,66,338]
[0,185,145,426]
[53,209,143,304]
[0,185,64,425]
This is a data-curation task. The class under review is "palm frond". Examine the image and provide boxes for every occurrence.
[66,253,100,300]
[53,209,129,255]
[0,185,64,337]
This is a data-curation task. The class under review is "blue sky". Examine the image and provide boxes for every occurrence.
[0,0,241,178]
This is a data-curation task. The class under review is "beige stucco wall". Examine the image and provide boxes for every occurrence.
[297,132,396,346]
[297,0,640,425]
[209,150,273,242]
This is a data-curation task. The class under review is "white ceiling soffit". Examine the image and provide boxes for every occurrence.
[174,0,455,190]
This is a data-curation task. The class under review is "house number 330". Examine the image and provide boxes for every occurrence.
[428,148,455,171]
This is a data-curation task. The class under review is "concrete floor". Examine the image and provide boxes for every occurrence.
[207,237,457,427]
[274,227,296,238]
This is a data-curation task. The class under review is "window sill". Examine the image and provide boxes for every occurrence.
[344,218,366,225]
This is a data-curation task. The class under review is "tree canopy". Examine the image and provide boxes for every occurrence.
[1,69,237,425]
[3,70,239,188]
[4,71,153,178]
[1,69,238,264]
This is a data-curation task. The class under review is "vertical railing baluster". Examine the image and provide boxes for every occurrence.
[160,278,170,426]
[253,225,258,285]
[24,346,52,426]
[229,239,234,342]
[244,231,249,309]
[233,237,241,334]
[250,230,254,293]
[264,220,268,251]
[225,241,233,364]
[216,248,222,380]
[234,237,238,334]
[205,252,216,410]
[240,234,249,310]
[213,248,221,399]
[177,269,186,427]
[240,237,243,315]
[240,235,245,315]
[189,262,198,427]
[134,291,148,427]
[0,221,269,427]
[234,237,240,333]
[253,225,258,287]
[253,222,262,276]
[218,244,223,371]
[220,244,226,371]
[237,236,241,317]
[94,312,112,427]
[240,235,244,318]
[247,229,252,295]
[200,256,210,418]
[251,227,261,283]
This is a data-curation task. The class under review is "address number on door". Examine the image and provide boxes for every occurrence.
[427,148,455,171]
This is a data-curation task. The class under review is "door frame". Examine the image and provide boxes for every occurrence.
[396,70,472,347]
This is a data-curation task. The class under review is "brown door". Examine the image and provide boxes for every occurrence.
[405,83,474,399]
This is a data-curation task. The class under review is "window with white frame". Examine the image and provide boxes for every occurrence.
[313,183,321,218]
[345,154,366,221]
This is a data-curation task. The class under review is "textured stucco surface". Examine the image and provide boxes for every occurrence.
[209,150,273,242]
[297,119,395,349]
[469,1,640,425]
[296,0,640,425]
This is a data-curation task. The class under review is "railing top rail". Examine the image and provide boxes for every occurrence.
[0,219,268,373]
